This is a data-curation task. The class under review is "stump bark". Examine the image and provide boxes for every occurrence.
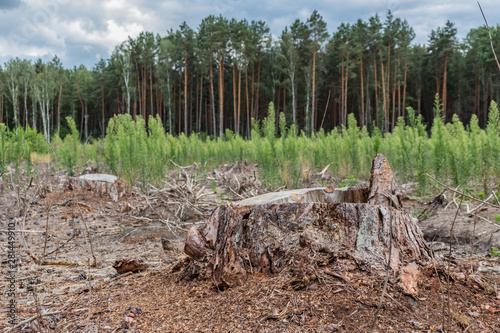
[182,154,430,290]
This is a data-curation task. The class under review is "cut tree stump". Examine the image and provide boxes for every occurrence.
[63,174,125,202]
[181,154,430,291]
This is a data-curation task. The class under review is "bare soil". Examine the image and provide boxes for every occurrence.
[1,163,500,332]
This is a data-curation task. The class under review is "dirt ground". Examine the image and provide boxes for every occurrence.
[1,162,500,332]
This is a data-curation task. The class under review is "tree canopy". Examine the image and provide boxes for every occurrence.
[1,11,500,139]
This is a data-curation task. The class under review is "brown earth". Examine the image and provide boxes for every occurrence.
[1,162,500,332]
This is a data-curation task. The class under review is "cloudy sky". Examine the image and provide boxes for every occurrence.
[0,0,497,69]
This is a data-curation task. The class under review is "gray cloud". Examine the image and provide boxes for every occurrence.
[0,0,499,68]
[0,0,22,11]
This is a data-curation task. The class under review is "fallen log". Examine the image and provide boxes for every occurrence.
[181,154,430,291]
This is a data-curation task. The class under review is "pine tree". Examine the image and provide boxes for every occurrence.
[307,10,329,133]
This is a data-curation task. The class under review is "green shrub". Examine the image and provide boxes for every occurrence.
[57,117,81,176]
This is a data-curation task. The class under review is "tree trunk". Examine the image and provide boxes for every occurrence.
[311,50,316,132]
[251,60,255,121]
[0,76,3,124]
[402,67,407,119]
[143,65,147,119]
[183,154,430,289]
[360,55,364,128]
[196,74,199,133]
[75,79,85,140]
[380,54,388,132]
[210,59,216,137]
[442,53,448,120]
[291,73,296,125]
[233,62,237,133]
[283,83,287,122]
[237,64,242,135]
[134,59,141,118]
[24,85,28,130]
[255,52,262,120]
[184,55,188,134]
[373,49,379,128]
[167,70,172,132]
[344,49,349,127]
[101,80,104,137]
[150,62,154,119]
[340,54,345,127]
[199,74,203,132]
[246,63,250,138]
[219,54,224,139]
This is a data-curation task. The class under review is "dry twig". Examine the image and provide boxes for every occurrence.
[426,174,500,210]
[444,193,463,331]
[81,217,97,267]
[308,91,331,180]
[478,1,500,73]
[4,309,88,333]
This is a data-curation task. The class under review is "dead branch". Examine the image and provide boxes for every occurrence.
[426,174,500,210]
[478,1,500,73]
[308,90,331,180]
[471,215,478,255]
[466,211,500,229]
[467,194,493,216]
[27,251,85,266]
[41,202,53,264]
[3,309,88,333]
[45,233,79,258]
[81,218,97,267]
[0,229,43,233]
[444,194,463,331]
[169,159,196,169]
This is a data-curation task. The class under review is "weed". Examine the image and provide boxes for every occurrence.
[339,175,358,188]
[489,247,500,257]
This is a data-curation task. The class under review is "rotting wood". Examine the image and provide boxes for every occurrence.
[181,154,430,289]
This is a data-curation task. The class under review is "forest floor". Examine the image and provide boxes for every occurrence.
[1,161,500,332]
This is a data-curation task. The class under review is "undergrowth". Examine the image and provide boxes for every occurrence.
[2,98,500,195]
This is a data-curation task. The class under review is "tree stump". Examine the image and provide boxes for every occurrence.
[63,174,125,202]
[181,154,430,290]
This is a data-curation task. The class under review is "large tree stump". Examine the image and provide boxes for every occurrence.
[182,154,430,290]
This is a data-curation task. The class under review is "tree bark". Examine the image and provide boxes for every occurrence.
[101,80,104,137]
[182,154,430,289]
[233,62,237,133]
[311,50,316,132]
[380,54,388,132]
[184,54,188,134]
[218,54,224,139]
[360,55,364,127]
[442,53,448,120]
[373,49,379,127]
[210,59,216,137]
[237,64,242,135]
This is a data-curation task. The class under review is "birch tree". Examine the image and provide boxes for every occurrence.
[279,32,299,124]
[5,58,21,128]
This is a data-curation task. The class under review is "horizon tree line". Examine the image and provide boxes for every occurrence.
[1,10,500,141]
